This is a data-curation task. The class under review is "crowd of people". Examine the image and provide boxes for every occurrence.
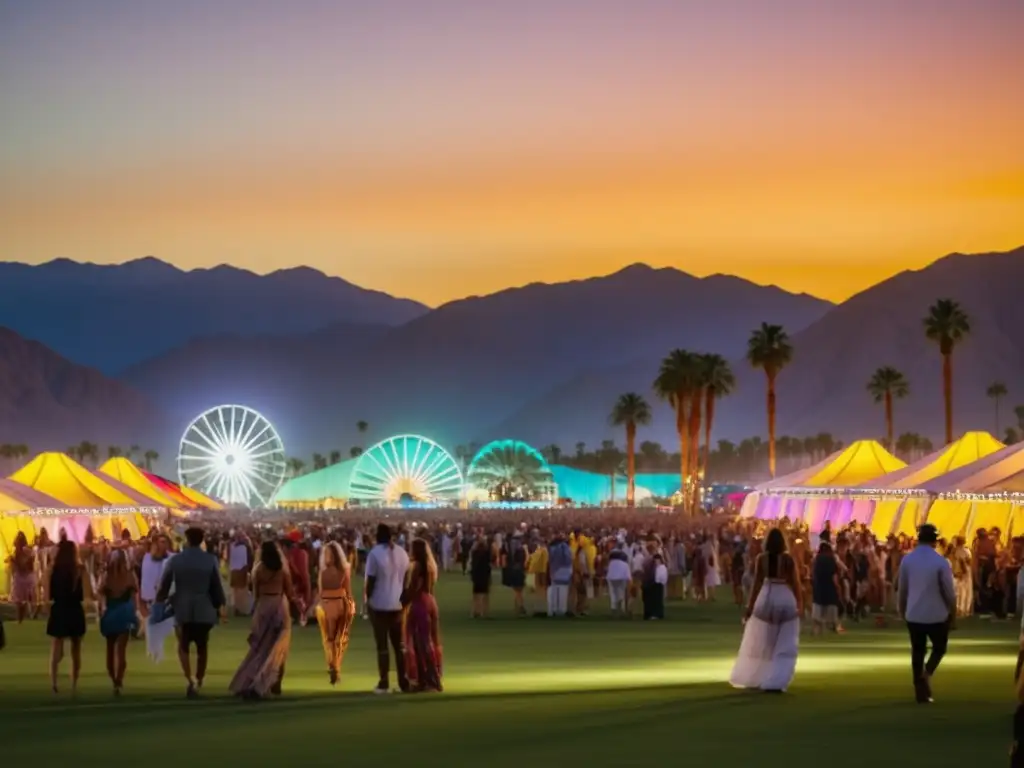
[2,507,1022,704]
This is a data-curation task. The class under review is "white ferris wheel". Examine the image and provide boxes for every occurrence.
[177,404,286,507]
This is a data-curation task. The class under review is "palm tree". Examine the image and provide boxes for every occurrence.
[77,441,99,467]
[128,444,141,461]
[746,323,793,478]
[349,446,363,458]
[312,453,327,471]
[329,450,342,465]
[867,367,910,450]
[286,457,306,476]
[987,382,1008,435]
[143,449,159,471]
[698,353,735,486]
[541,444,563,464]
[609,392,652,507]
[654,349,698,499]
[1016,405,1024,433]
[107,445,124,459]
[924,298,971,445]
[356,420,369,447]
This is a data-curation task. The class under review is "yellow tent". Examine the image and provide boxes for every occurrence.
[757,440,906,491]
[0,489,29,513]
[869,431,1005,489]
[99,457,181,509]
[798,440,906,488]
[10,452,139,507]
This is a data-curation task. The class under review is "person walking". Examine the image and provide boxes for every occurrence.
[365,523,410,694]
[155,527,226,699]
[47,540,87,694]
[546,533,572,617]
[897,523,956,704]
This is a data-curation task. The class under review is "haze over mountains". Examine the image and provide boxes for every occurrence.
[1,246,1022,473]
[0,258,427,373]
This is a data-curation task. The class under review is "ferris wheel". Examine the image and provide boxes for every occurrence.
[177,404,286,508]
[465,439,557,503]
[349,434,463,505]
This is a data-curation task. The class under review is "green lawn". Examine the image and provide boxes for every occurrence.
[0,577,1015,767]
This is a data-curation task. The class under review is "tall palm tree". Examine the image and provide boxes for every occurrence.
[654,349,698,498]
[746,323,793,478]
[349,446,363,458]
[698,353,735,487]
[329,450,342,465]
[609,392,652,507]
[923,298,971,445]
[143,449,159,471]
[107,445,124,459]
[987,381,1008,435]
[356,420,369,445]
[77,441,99,467]
[867,367,910,450]
[1016,405,1024,434]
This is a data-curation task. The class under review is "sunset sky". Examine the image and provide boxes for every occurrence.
[1,0,1021,306]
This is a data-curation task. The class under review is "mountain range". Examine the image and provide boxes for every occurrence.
[0,257,427,374]
[1,246,1022,474]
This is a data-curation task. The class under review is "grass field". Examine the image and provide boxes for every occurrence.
[0,576,1016,767]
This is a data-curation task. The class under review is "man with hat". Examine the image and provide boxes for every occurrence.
[897,523,956,703]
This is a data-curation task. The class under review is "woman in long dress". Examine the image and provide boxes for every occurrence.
[229,540,294,699]
[315,541,355,686]
[702,536,721,599]
[9,532,36,623]
[47,540,87,694]
[405,538,443,692]
[730,527,802,693]
[98,549,140,694]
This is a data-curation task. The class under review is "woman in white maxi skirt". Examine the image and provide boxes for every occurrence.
[730,528,801,692]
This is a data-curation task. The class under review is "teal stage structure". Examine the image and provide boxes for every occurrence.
[272,435,682,507]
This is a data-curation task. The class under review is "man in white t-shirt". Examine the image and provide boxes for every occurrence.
[365,523,411,694]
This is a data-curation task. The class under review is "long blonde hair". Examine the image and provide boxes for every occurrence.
[318,540,349,593]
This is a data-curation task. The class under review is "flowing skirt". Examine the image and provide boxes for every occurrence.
[404,594,443,692]
[315,596,355,674]
[730,582,800,691]
[11,572,36,604]
[229,596,291,698]
[146,609,176,663]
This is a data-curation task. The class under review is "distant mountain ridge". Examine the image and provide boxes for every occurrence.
[0,257,428,373]
[120,262,833,455]
[3,247,1021,467]
[0,326,168,451]
[496,246,1024,448]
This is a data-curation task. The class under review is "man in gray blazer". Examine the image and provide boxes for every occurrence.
[156,527,225,698]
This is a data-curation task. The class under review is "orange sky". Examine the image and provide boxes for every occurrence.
[1,1,1021,305]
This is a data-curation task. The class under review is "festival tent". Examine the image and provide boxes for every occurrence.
[273,458,359,507]
[11,452,141,507]
[855,431,1005,538]
[8,452,158,542]
[145,472,224,510]
[0,478,67,509]
[743,440,906,531]
[138,471,199,509]
[914,441,1024,539]
[99,457,183,509]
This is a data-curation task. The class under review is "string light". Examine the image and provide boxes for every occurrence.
[764,487,928,499]
[20,505,162,517]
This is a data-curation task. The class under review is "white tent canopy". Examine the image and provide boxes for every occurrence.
[918,441,1024,495]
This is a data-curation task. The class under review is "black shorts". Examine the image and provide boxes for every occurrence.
[178,622,212,649]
